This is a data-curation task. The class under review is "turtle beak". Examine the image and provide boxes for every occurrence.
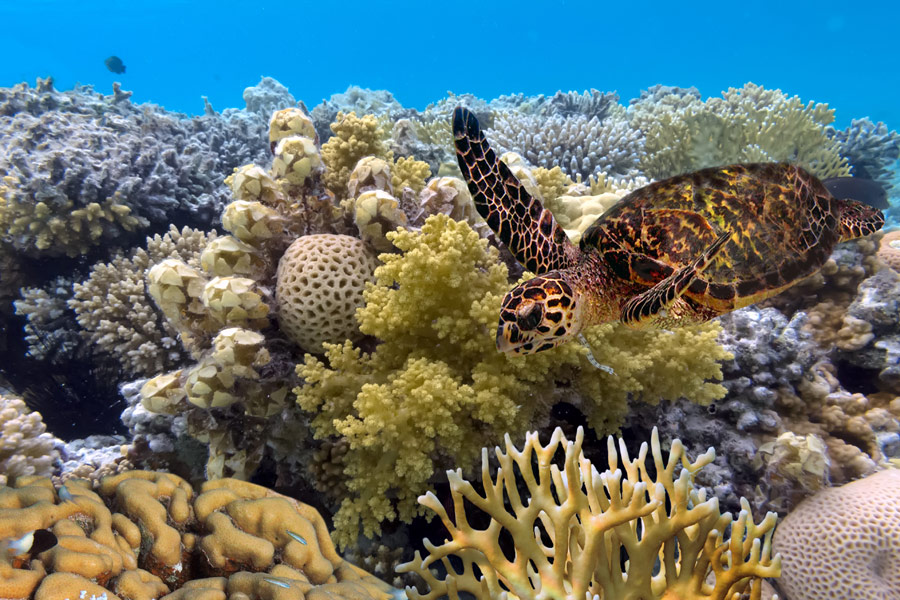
[496,322,519,354]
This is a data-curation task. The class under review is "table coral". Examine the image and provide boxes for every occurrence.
[0,471,396,600]
[398,426,780,600]
[294,214,730,548]
[773,468,900,600]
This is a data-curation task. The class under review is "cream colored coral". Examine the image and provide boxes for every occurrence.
[0,397,59,486]
[878,230,900,271]
[347,156,393,199]
[225,164,283,206]
[269,107,317,147]
[276,235,378,353]
[272,136,322,186]
[773,469,900,600]
[353,190,409,252]
[399,426,780,600]
[200,236,266,277]
[222,200,283,244]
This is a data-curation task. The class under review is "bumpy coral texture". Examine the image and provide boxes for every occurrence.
[64,226,215,376]
[399,427,780,600]
[0,397,60,486]
[773,469,900,600]
[295,214,729,548]
[0,78,278,257]
[632,82,849,180]
[276,234,379,353]
[488,111,645,180]
[0,471,396,600]
[828,117,900,189]
[321,112,392,200]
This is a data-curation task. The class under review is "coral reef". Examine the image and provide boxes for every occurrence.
[399,426,780,600]
[0,396,61,486]
[295,214,729,547]
[487,111,644,180]
[0,471,397,600]
[828,117,900,189]
[632,82,849,180]
[773,469,900,600]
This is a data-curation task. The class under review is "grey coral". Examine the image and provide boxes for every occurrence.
[487,112,645,181]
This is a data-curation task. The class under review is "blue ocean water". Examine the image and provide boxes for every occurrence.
[2,0,897,127]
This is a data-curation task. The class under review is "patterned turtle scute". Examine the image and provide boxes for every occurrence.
[452,107,885,354]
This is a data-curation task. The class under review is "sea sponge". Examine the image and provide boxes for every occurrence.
[773,469,900,600]
[399,426,780,600]
[275,234,379,353]
[0,396,60,486]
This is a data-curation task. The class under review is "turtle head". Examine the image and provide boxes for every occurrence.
[497,273,584,355]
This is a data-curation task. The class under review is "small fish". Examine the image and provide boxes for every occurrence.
[57,484,74,502]
[262,577,291,589]
[824,177,889,211]
[2,529,58,562]
[286,530,307,545]
[104,55,126,74]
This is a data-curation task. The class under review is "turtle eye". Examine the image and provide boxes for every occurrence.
[515,301,543,331]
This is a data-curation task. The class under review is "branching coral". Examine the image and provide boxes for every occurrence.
[632,82,849,180]
[828,117,900,189]
[0,396,60,486]
[398,426,780,600]
[294,214,729,547]
[322,112,393,200]
[487,112,645,181]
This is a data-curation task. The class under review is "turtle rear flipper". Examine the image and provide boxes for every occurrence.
[621,231,731,327]
[453,107,578,274]
[836,198,885,242]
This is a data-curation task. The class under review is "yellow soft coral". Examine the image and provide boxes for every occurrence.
[399,427,781,600]
[322,112,392,200]
[294,214,729,547]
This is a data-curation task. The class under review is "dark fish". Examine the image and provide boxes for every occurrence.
[2,529,58,560]
[824,177,889,211]
[104,55,126,74]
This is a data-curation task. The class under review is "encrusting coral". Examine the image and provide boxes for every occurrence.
[773,468,900,600]
[295,214,730,548]
[0,471,398,600]
[398,426,781,600]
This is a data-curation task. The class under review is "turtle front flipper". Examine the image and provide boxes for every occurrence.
[621,231,731,327]
[453,107,579,274]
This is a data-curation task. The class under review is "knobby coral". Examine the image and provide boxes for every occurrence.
[0,471,397,600]
[398,426,781,600]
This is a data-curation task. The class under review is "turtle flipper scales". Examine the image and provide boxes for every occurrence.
[621,231,731,327]
[453,107,578,274]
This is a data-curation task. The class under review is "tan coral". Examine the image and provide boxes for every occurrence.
[0,471,394,600]
[275,234,379,353]
[878,229,900,271]
[0,396,60,487]
[399,426,780,600]
[773,469,900,600]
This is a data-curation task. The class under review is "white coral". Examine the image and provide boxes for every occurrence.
[0,396,60,485]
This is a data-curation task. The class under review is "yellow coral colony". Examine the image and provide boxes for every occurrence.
[399,427,780,600]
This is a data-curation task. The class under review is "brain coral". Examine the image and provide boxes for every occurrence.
[276,234,379,353]
[773,468,900,600]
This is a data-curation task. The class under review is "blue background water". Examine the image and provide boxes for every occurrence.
[2,0,896,128]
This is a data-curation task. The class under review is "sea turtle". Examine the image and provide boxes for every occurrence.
[452,107,884,355]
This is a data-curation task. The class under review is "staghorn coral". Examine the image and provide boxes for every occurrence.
[773,468,900,600]
[633,82,850,180]
[398,426,780,600]
[294,214,729,548]
[487,112,645,181]
[0,396,61,486]
[0,471,397,600]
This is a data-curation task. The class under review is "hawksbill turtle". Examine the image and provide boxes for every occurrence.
[452,107,884,355]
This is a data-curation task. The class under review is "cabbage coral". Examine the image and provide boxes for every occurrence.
[294,214,730,547]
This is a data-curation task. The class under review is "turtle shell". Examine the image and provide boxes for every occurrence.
[580,163,844,311]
